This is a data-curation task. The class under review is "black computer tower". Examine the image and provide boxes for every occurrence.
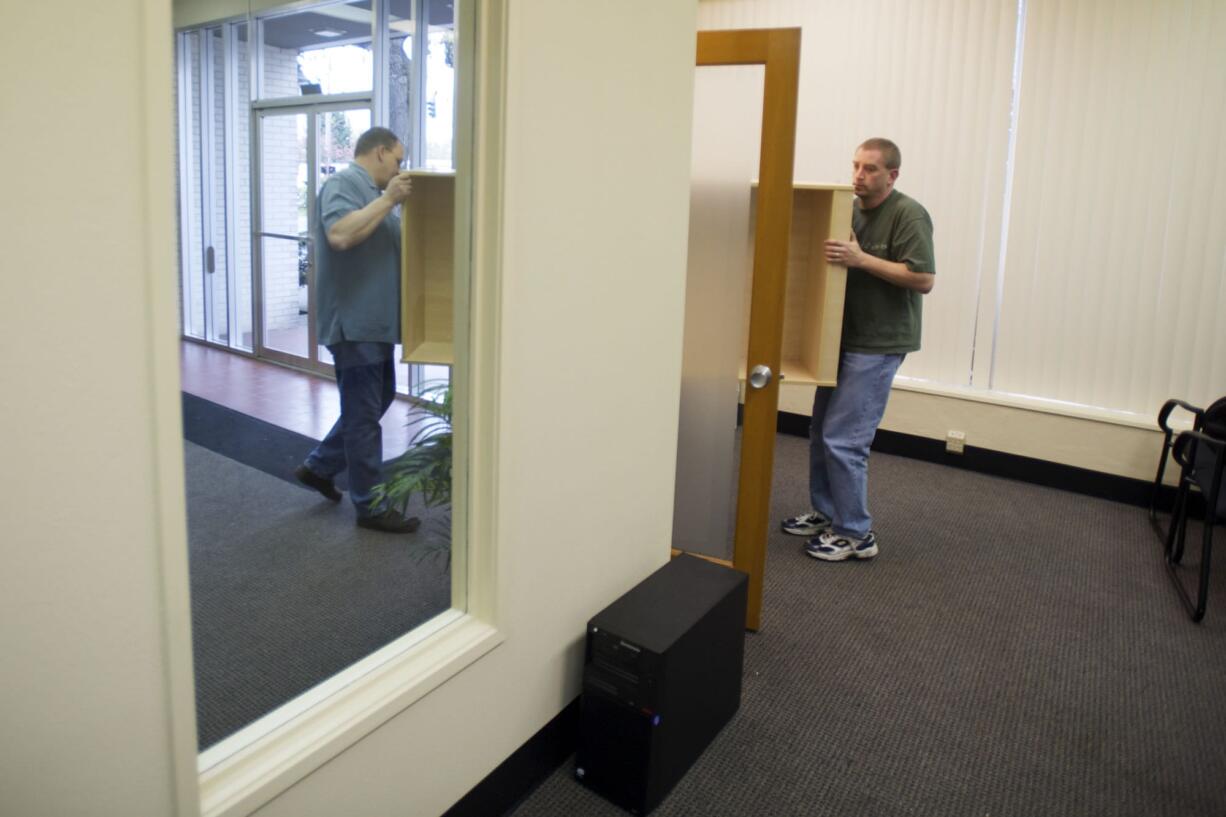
[575,554,748,815]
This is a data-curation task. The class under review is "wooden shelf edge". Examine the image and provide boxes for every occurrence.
[750,179,855,191]
[401,341,454,366]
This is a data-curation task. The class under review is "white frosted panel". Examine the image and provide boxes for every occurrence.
[672,65,763,559]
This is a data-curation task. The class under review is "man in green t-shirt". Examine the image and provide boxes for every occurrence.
[781,138,936,562]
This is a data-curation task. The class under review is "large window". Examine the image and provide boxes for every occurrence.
[174,0,472,770]
[422,0,456,170]
[177,0,458,392]
[258,1,374,98]
[387,0,456,171]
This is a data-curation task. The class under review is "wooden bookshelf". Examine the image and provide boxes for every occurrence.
[744,182,854,386]
[400,171,455,365]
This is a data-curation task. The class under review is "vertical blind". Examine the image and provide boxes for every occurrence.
[697,0,1226,417]
[697,0,1020,387]
[993,0,1226,414]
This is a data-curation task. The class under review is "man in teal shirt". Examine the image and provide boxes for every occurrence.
[781,138,936,560]
[294,127,420,533]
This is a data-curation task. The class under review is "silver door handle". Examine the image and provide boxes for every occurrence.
[205,246,215,273]
[748,364,773,390]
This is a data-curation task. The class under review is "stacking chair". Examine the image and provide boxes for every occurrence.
[1149,397,1226,622]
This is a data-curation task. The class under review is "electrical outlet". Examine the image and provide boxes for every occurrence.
[946,430,966,455]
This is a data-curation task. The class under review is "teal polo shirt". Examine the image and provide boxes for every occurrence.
[314,163,402,347]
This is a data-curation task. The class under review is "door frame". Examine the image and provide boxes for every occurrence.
[251,95,372,376]
[688,28,801,631]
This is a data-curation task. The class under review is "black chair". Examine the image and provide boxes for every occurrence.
[1149,397,1226,622]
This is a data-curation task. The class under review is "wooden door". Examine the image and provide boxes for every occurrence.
[676,29,801,631]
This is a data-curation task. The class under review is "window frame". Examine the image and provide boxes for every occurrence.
[170,2,500,813]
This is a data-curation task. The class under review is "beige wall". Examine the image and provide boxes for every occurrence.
[1,1,198,815]
[249,2,699,814]
[1,0,698,816]
[777,383,1166,484]
[10,1,1162,815]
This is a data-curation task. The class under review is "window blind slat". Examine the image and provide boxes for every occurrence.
[697,0,1018,388]
[697,0,1226,415]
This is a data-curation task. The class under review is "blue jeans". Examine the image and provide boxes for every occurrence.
[305,345,395,516]
[809,351,905,538]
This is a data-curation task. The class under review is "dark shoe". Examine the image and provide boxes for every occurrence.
[781,510,833,536]
[357,509,421,534]
[294,464,342,502]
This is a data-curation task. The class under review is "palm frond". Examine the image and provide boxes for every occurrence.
[372,381,454,526]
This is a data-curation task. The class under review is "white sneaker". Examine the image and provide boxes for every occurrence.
[805,529,878,561]
[781,510,833,536]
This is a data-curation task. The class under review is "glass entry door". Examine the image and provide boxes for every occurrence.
[254,104,371,373]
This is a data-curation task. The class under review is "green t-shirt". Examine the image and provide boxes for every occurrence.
[841,189,935,354]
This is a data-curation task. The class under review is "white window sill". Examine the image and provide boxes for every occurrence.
[198,611,502,817]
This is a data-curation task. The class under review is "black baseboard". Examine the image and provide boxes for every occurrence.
[774,410,1172,509]
[443,698,581,817]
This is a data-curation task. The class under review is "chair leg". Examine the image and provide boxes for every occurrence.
[1191,523,1212,622]
[1167,492,1217,623]
[1173,511,1189,564]
[1166,483,1189,563]
[1150,437,1174,539]
[1161,428,1223,622]
[1164,481,1200,621]
[1191,466,1224,623]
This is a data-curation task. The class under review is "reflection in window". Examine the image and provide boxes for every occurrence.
[233,23,254,350]
[423,0,455,171]
[176,0,467,755]
[388,0,416,161]
[178,30,206,341]
[260,1,375,98]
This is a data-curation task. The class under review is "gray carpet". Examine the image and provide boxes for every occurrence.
[184,441,451,749]
[512,434,1226,817]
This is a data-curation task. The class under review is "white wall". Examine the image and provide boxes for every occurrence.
[699,0,1020,390]
[697,0,1198,482]
[1,1,198,815]
[3,2,699,817]
[778,383,1165,483]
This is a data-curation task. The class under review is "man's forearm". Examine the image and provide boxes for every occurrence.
[857,254,934,293]
[326,194,395,251]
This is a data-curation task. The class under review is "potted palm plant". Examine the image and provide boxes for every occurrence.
[372,380,452,563]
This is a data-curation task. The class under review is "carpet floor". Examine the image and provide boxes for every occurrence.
[511,433,1226,817]
[183,397,452,750]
